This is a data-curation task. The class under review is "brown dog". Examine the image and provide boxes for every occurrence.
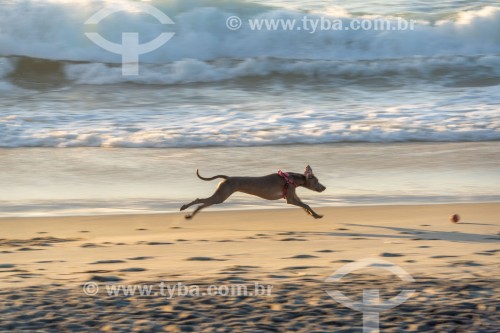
[180,165,326,219]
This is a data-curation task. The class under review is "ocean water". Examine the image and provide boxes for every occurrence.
[0,0,499,216]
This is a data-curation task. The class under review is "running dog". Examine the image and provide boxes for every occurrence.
[180,165,326,219]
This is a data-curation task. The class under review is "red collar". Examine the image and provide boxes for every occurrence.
[278,170,298,199]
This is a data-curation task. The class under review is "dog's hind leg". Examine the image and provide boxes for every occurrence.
[180,198,202,211]
[182,181,235,219]
[184,203,209,219]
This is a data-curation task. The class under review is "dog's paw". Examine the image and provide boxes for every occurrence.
[184,214,192,220]
[180,205,187,211]
[314,214,323,219]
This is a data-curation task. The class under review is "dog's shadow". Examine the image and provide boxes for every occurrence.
[328,224,500,243]
[230,224,500,244]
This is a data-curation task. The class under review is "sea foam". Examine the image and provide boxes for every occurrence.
[0,1,499,63]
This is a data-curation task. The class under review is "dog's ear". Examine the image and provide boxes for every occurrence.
[304,165,313,179]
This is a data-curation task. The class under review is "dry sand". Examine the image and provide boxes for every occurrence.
[1,203,499,332]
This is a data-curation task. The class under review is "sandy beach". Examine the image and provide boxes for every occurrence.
[1,203,498,332]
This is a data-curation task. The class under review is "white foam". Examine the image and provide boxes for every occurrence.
[1,85,499,147]
[0,1,499,63]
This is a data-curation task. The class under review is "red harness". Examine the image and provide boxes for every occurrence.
[278,170,298,199]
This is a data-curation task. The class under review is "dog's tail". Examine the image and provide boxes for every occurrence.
[196,169,228,181]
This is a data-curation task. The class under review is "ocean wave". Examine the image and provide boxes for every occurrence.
[2,54,500,87]
[0,1,499,64]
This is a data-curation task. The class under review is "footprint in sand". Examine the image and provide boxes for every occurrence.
[279,238,307,242]
[136,228,148,231]
[119,268,147,272]
[370,262,395,267]
[220,266,260,274]
[282,266,324,270]
[431,255,458,259]
[90,260,126,265]
[91,275,123,282]
[146,241,173,245]
[476,249,500,256]
[224,265,260,271]
[185,257,227,262]
[127,256,155,261]
[380,252,404,257]
[80,243,105,248]
[17,247,42,251]
[267,274,291,278]
[475,252,494,256]
[135,241,173,245]
[284,255,319,259]
[450,260,484,267]
[13,273,43,279]
[316,249,336,253]
[84,270,113,274]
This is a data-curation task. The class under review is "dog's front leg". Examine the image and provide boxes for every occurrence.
[286,195,323,219]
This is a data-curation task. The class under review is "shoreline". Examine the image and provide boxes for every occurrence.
[2,200,500,219]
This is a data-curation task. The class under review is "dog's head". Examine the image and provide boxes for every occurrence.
[303,165,326,192]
